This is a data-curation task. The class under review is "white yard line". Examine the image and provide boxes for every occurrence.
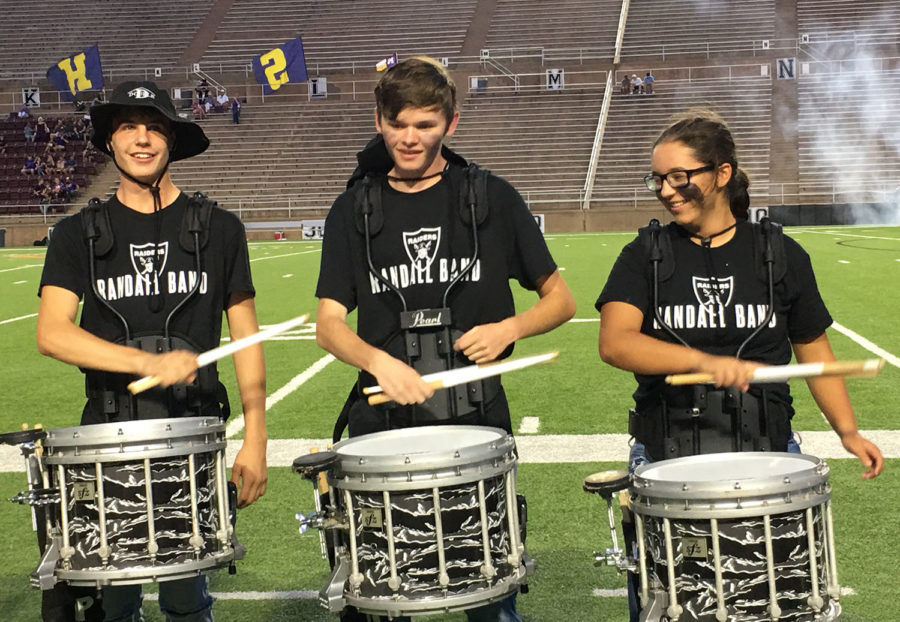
[589,586,856,599]
[592,588,628,598]
[145,584,858,602]
[803,230,900,242]
[249,241,319,246]
[144,590,319,602]
[250,250,321,262]
[0,264,42,273]
[831,322,900,369]
[0,312,37,325]
[3,430,898,472]
[518,416,540,434]
[225,354,335,438]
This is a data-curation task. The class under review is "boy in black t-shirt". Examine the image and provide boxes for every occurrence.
[36,81,267,622]
[315,57,576,622]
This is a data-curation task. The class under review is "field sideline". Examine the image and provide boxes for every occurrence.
[0,226,898,621]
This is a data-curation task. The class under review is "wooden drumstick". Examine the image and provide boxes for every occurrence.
[666,358,885,386]
[309,447,329,495]
[365,351,559,406]
[128,314,308,394]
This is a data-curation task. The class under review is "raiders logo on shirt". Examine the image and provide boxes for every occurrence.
[130,242,168,277]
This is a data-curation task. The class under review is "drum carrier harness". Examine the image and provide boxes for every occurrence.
[629,218,790,460]
[79,192,229,423]
[333,161,500,440]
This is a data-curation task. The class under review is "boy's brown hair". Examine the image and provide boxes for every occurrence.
[374,56,457,125]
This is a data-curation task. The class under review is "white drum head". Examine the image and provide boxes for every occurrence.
[336,425,504,457]
[638,452,816,483]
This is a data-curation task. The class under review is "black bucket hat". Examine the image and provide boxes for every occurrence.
[90,81,209,162]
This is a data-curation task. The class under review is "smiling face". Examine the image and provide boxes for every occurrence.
[107,108,174,184]
[650,139,733,233]
[375,105,459,180]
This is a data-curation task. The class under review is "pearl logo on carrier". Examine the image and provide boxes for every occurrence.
[127,87,157,100]
[403,227,441,270]
[410,310,443,328]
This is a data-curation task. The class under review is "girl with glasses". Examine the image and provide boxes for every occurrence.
[594,107,883,620]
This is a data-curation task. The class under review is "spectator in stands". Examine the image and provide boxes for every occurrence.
[621,75,631,95]
[73,117,87,140]
[60,118,76,140]
[197,78,210,101]
[61,155,77,174]
[192,98,207,120]
[55,154,72,175]
[24,120,36,143]
[18,105,31,118]
[631,74,644,95]
[91,92,105,107]
[35,155,48,176]
[643,72,655,94]
[50,176,64,200]
[231,96,241,124]
[33,179,50,203]
[52,176,76,203]
[47,131,67,153]
[63,175,78,199]
[37,179,56,215]
[215,89,229,113]
[35,116,51,142]
[21,156,37,175]
[83,141,100,162]
[0,133,6,155]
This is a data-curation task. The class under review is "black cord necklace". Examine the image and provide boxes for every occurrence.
[386,162,449,183]
[691,221,738,247]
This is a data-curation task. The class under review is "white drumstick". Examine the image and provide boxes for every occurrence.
[365,351,559,405]
[128,314,309,394]
[666,358,885,386]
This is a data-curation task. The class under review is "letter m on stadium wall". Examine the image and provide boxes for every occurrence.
[46,45,104,101]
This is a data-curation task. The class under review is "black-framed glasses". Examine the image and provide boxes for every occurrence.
[643,164,715,192]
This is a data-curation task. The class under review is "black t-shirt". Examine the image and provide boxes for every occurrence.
[41,192,253,350]
[316,168,557,432]
[596,221,832,412]
[39,192,254,423]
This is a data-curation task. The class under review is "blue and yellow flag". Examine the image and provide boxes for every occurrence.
[46,45,104,101]
[252,38,308,94]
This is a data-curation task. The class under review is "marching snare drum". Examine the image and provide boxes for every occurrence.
[7,417,242,588]
[630,453,840,622]
[296,425,532,618]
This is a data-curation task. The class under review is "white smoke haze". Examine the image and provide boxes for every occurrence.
[800,5,900,224]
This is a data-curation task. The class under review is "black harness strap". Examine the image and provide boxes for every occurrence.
[79,192,228,423]
[631,218,790,459]
[331,165,494,440]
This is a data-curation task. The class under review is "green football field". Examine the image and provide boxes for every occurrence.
[0,225,898,621]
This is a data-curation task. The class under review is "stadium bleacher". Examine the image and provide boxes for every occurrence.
[0,0,897,231]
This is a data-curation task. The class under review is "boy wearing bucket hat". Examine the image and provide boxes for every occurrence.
[36,81,267,622]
